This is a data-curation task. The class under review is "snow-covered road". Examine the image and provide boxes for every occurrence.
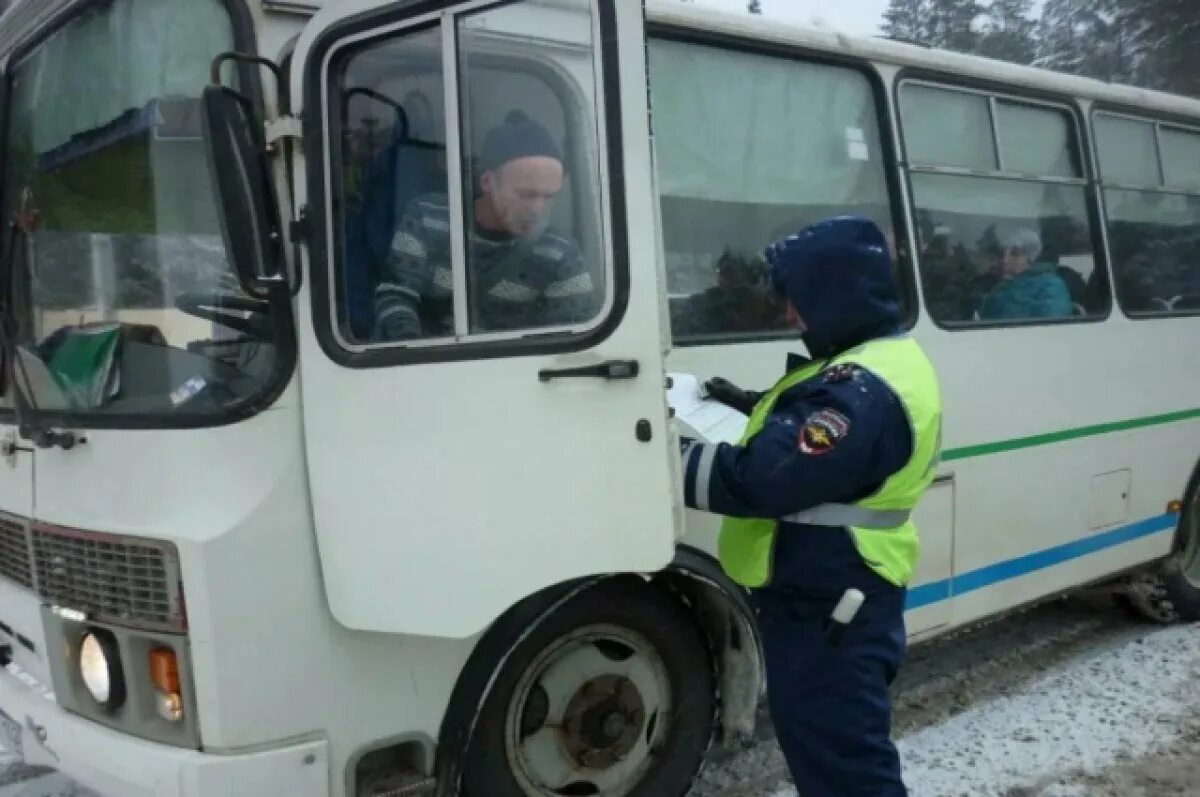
[3,597,1198,796]
[692,597,1200,797]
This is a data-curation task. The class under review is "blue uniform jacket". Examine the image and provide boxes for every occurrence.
[681,220,917,600]
[682,359,912,599]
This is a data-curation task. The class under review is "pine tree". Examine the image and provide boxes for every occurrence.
[976,0,1037,65]
[925,0,985,52]
[747,0,763,14]
[1035,0,1088,76]
[875,0,1200,100]
[1128,0,1200,97]
[882,0,931,45]
[1035,0,1141,86]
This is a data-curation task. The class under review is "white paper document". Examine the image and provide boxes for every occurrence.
[666,372,748,444]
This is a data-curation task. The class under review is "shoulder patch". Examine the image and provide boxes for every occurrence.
[823,364,862,384]
[799,408,851,455]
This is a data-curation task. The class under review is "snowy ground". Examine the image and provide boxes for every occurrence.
[692,596,1200,797]
[3,597,1199,796]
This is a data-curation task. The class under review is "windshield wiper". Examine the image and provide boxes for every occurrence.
[0,211,78,450]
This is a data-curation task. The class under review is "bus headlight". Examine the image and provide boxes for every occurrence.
[79,630,125,711]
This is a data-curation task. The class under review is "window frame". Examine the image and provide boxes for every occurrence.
[307,0,630,368]
[899,82,1002,174]
[895,71,1113,331]
[901,80,1086,181]
[1156,125,1200,192]
[646,23,920,347]
[0,0,299,432]
[1092,110,1166,190]
[1092,105,1200,320]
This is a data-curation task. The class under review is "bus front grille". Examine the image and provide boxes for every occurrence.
[0,514,33,590]
[31,524,183,633]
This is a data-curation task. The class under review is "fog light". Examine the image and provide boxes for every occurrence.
[149,647,184,722]
[79,630,125,711]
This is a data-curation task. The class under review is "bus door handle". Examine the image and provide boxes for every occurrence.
[538,359,640,382]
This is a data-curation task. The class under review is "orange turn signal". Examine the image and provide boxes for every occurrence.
[149,647,180,695]
[1168,500,1184,515]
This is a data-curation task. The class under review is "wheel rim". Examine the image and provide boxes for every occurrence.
[1181,496,1200,590]
[503,624,672,796]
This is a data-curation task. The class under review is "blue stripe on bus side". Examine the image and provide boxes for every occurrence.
[905,513,1180,612]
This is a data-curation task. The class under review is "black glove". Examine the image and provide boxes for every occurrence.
[704,377,760,415]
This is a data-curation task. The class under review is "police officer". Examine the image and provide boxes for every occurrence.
[679,216,942,797]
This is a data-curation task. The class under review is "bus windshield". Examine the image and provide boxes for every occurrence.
[0,0,289,426]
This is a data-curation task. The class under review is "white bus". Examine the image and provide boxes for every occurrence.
[0,0,1197,795]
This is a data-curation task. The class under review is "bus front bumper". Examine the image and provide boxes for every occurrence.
[1,662,330,797]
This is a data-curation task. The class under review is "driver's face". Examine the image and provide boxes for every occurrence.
[481,156,564,238]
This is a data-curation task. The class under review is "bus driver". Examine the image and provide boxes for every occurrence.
[373,111,600,340]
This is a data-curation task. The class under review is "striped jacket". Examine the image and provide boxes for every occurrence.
[374,194,599,339]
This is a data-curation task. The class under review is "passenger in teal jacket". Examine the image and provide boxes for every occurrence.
[978,228,1074,321]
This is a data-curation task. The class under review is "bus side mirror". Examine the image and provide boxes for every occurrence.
[200,85,286,297]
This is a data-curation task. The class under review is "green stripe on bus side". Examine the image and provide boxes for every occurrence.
[942,407,1200,462]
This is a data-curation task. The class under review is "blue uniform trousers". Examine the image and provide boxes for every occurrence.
[754,580,908,797]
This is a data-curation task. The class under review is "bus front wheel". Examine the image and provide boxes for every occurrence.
[461,577,716,797]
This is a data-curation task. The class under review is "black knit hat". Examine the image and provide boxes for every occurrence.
[480,111,562,171]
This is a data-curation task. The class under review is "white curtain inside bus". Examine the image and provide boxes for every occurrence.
[649,39,888,207]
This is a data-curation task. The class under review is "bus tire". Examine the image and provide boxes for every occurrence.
[460,575,716,797]
[1122,480,1200,624]
[1163,482,1200,622]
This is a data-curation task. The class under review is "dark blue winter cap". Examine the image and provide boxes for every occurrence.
[481,110,562,172]
[763,216,901,357]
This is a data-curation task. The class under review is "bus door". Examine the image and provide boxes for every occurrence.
[290,0,682,638]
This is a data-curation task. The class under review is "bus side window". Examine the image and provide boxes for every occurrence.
[1096,114,1200,317]
[900,85,1107,326]
[647,40,902,344]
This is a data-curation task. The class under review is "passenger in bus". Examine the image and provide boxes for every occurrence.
[674,249,787,335]
[372,112,597,339]
[680,217,942,797]
[915,223,982,321]
[977,228,1074,321]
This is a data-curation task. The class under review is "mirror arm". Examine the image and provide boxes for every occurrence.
[210,52,283,88]
[265,116,303,150]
